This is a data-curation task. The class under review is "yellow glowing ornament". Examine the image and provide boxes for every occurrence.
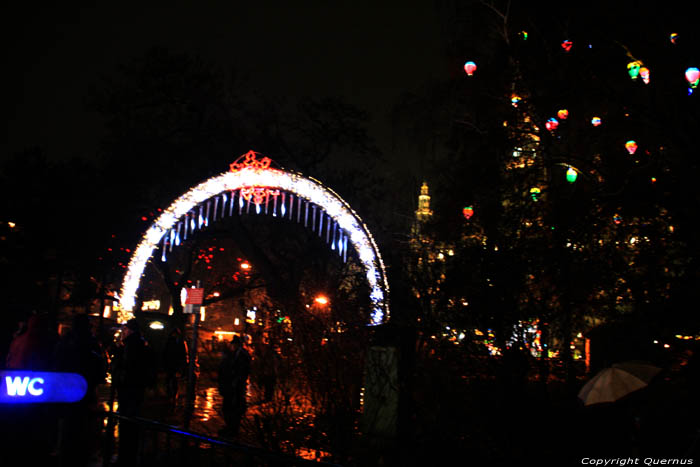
[511,95,522,107]
[529,187,541,201]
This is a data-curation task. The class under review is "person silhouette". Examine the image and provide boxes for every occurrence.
[217,335,251,437]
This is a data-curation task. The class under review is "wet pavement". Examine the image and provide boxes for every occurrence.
[97,374,328,460]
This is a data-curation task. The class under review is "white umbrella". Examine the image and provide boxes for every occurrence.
[578,361,661,406]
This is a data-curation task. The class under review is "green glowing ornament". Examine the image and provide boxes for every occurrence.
[627,61,642,80]
[566,167,578,183]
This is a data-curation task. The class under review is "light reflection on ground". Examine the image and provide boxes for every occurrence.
[97,377,335,461]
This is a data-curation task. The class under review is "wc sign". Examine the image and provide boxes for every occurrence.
[0,371,87,404]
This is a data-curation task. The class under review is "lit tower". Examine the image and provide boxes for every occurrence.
[415,182,433,222]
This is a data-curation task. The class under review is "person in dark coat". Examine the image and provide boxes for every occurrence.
[55,313,106,467]
[1,312,59,464]
[111,319,154,465]
[5,313,57,370]
[217,335,251,437]
[163,328,188,404]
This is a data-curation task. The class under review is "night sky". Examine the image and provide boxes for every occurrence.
[4,2,447,164]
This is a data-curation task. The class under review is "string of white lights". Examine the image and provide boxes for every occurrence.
[119,166,389,325]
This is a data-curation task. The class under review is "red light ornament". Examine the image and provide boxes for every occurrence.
[464,61,477,76]
[463,206,474,220]
[557,109,569,120]
[640,67,650,85]
[561,40,573,52]
[545,118,559,131]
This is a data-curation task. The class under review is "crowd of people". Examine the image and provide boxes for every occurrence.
[0,310,268,465]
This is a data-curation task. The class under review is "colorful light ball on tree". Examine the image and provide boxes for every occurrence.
[686,67,700,88]
[519,31,528,41]
[463,206,474,220]
[670,33,678,44]
[464,61,477,76]
[627,61,642,80]
[591,117,602,127]
[640,67,650,85]
[545,118,559,131]
[613,214,622,225]
[511,95,522,107]
[561,40,573,52]
[625,140,638,155]
[557,109,569,120]
[530,187,541,201]
[566,167,578,183]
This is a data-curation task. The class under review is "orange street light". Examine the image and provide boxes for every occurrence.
[314,295,329,306]
[240,262,251,270]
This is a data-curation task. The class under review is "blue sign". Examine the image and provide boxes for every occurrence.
[0,371,87,404]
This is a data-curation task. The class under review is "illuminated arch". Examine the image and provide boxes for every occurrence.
[119,151,389,325]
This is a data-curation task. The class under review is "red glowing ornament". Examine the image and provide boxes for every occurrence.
[545,118,559,131]
[561,40,573,52]
[230,150,272,172]
[463,206,474,220]
[640,67,650,85]
[557,109,569,120]
[464,61,477,76]
[625,140,638,155]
